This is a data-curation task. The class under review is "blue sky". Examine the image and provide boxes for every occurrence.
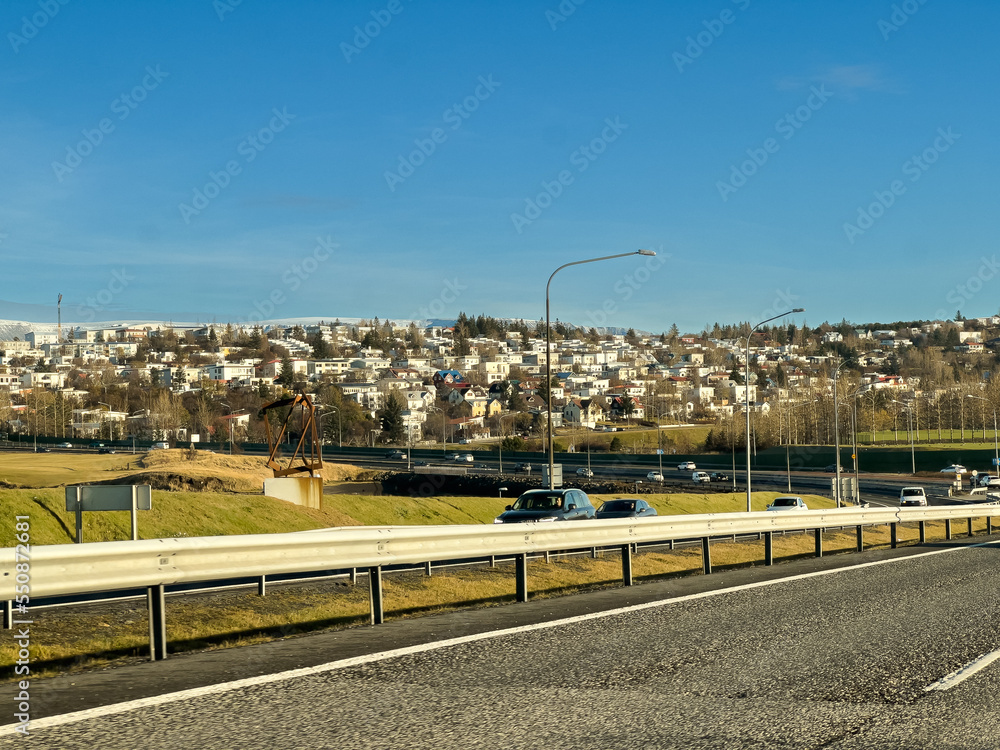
[1,0,996,335]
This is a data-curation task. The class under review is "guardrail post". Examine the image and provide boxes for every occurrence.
[515,553,528,602]
[350,568,358,585]
[490,555,496,567]
[147,584,167,661]
[544,550,551,564]
[919,521,927,544]
[764,532,773,566]
[701,537,712,575]
[369,566,384,625]
[2,601,11,630]
[856,525,864,552]
[814,529,823,558]
[621,544,633,586]
[425,560,433,577]
[258,575,266,596]
[890,523,898,548]
[945,519,952,541]
[988,517,993,535]
[591,547,598,559]
[968,518,974,537]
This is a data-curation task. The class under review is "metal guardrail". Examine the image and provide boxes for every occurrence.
[5,503,999,661]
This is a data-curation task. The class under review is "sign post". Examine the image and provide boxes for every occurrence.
[65,485,152,543]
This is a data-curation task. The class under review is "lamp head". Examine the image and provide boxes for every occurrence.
[791,308,805,313]
[636,249,656,256]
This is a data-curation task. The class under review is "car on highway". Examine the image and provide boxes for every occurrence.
[385,450,405,460]
[677,461,696,471]
[454,453,474,463]
[899,487,927,506]
[98,447,116,454]
[940,464,968,474]
[493,488,596,523]
[709,471,730,482]
[56,442,73,448]
[576,467,594,477]
[594,498,657,519]
[646,471,664,482]
[444,452,458,461]
[514,462,532,473]
[89,441,105,448]
[692,471,711,484]
[977,474,1000,488]
[766,496,808,511]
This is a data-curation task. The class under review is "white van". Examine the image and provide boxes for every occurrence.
[899,487,927,506]
[692,471,711,484]
[151,441,169,450]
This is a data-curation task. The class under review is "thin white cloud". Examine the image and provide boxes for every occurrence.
[777,64,899,96]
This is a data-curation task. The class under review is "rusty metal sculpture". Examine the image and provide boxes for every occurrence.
[260,393,323,478]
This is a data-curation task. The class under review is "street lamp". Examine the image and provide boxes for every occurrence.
[967,395,998,469]
[318,407,342,448]
[427,406,447,456]
[743,308,804,511]
[498,413,518,475]
[891,400,916,474]
[545,249,656,489]
[220,401,234,455]
[832,358,851,508]
[98,402,111,442]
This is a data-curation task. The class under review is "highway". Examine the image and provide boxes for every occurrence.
[4,537,999,748]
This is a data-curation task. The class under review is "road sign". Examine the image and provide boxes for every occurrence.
[65,485,151,543]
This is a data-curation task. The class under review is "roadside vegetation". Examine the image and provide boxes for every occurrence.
[0,450,960,678]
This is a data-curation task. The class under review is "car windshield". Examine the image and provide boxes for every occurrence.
[600,500,636,512]
[772,498,797,506]
[512,492,565,511]
[902,489,923,496]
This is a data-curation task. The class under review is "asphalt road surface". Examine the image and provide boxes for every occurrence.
[4,537,999,749]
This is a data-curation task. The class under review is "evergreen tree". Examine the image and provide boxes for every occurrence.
[277,355,295,387]
[379,391,406,443]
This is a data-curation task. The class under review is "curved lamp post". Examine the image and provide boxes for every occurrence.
[546,250,656,489]
[831,358,852,507]
[967,395,998,469]
[318,407,342,448]
[743,308,804,511]
[891,399,916,474]
[498,412,519,476]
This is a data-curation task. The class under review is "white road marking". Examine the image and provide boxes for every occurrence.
[925,649,1000,692]
[4,539,999,734]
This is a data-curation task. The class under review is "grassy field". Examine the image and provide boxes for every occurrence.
[0,484,837,547]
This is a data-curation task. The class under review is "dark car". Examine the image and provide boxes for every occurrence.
[98,447,116,454]
[595,498,657,519]
[385,450,405,460]
[494,488,595,523]
[709,472,730,482]
[89,441,105,448]
[514,462,533,473]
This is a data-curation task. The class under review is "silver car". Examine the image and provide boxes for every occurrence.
[766,496,808,511]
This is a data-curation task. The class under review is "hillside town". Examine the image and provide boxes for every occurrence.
[2,312,999,453]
